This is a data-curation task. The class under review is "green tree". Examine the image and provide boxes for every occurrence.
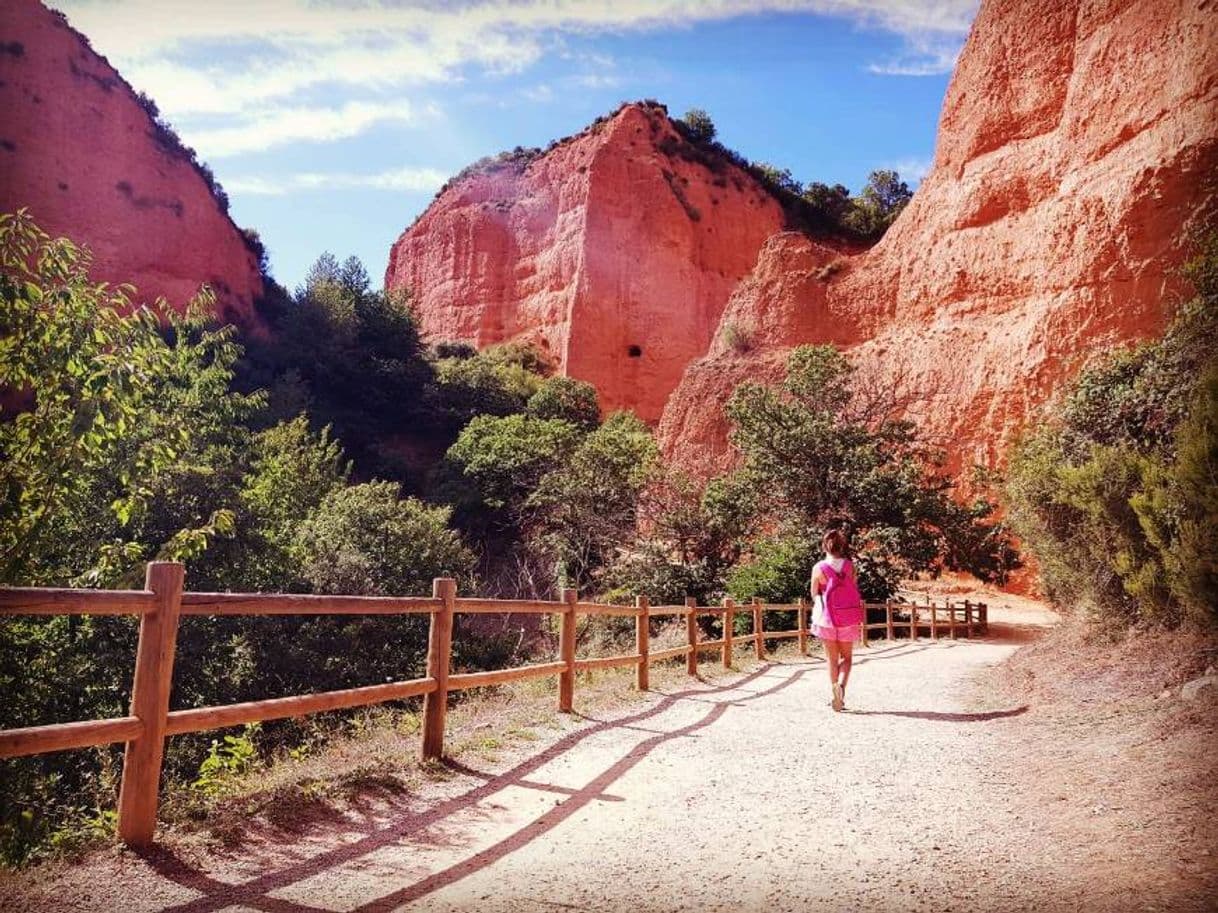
[527,376,600,429]
[238,253,431,479]
[680,108,717,144]
[802,182,853,224]
[0,210,259,586]
[754,162,803,196]
[725,345,1013,599]
[1006,227,1218,627]
[295,481,474,596]
[606,471,756,605]
[844,170,913,238]
[446,414,583,515]
[432,346,547,427]
[213,416,350,591]
[526,412,659,591]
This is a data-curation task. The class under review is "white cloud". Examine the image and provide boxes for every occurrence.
[53,2,978,59]
[865,30,966,76]
[885,156,933,184]
[184,101,419,157]
[226,166,449,196]
[48,0,978,159]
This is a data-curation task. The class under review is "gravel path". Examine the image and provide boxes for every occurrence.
[9,608,1213,912]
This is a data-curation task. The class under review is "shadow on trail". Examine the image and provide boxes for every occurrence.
[147,663,808,913]
[846,706,1029,722]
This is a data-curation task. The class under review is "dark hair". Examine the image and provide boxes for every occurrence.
[822,529,848,558]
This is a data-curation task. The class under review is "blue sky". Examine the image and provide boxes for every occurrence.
[52,1,978,291]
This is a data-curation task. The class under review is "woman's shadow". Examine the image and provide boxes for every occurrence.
[845,705,1028,722]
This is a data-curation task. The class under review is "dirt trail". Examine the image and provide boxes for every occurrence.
[6,602,1215,913]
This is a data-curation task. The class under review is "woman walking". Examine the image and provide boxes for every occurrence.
[811,529,864,712]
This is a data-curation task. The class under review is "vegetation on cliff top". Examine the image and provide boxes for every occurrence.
[425,100,911,244]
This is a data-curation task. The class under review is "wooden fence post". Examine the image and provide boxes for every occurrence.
[860,605,870,648]
[949,601,958,640]
[930,602,939,640]
[980,602,988,633]
[559,588,577,712]
[965,600,974,638]
[885,599,894,641]
[752,597,764,660]
[117,561,184,846]
[421,577,455,761]
[722,597,734,668]
[685,597,698,677]
[635,595,650,691]
[911,604,919,642]
[797,597,808,656]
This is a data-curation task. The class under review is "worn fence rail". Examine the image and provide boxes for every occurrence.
[0,563,987,846]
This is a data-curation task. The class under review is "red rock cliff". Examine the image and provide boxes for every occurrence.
[659,0,1218,475]
[0,0,263,324]
[386,103,788,422]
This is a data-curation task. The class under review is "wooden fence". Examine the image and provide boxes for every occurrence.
[0,563,987,846]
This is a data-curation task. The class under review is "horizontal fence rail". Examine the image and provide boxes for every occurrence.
[0,563,986,847]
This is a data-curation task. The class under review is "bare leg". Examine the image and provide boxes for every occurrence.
[824,640,840,692]
[838,641,854,689]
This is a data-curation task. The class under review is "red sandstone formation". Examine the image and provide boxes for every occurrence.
[660,0,1218,475]
[394,0,1216,478]
[386,103,788,423]
[0,0,263,324]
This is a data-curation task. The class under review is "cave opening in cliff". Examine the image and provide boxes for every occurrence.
[627,345,642,358]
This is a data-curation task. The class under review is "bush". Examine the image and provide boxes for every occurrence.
[526,412,659,591]
[527,377,600,430]
[1006,227,1217,627]
[725,345,1015,599]
[721,322,754,354]
[680,108,716,144]
[295,481,474,596]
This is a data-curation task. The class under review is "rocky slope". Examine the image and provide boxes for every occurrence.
[0,0,263,324]
[393,0,1216,477]
[659,0,1218,475]
[386,103,791,423]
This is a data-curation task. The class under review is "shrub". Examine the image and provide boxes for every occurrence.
[527,377,601,430]
[1005,227,1217,627]
[721,322,754,354]
[680,108,717,144]
[725,345,1015,598]
[295,481,474,596]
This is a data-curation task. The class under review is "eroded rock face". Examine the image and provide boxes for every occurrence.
[659,0,1218,475]
[386,103,787,423]
[0,0,263,324]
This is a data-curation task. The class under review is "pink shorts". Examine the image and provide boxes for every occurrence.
[814,623,861,643]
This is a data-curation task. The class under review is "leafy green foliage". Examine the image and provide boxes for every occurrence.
[1006,229,1218,627]
[446,415,583,515]
[212,417,350,592]
[526,412,659,591]
[725,345,1015,599]
[193,726,259,797]
[842,170,913,237]
[296,481,474,596]
[433,343,549,428]
[727,534,814,604]
[754,163,802,196]
[679,108,716,143]
[606,472,756,605]
[238,253,432,479]
[0,216,480,865]
[526,376,600,430]
[0,210,262,587]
